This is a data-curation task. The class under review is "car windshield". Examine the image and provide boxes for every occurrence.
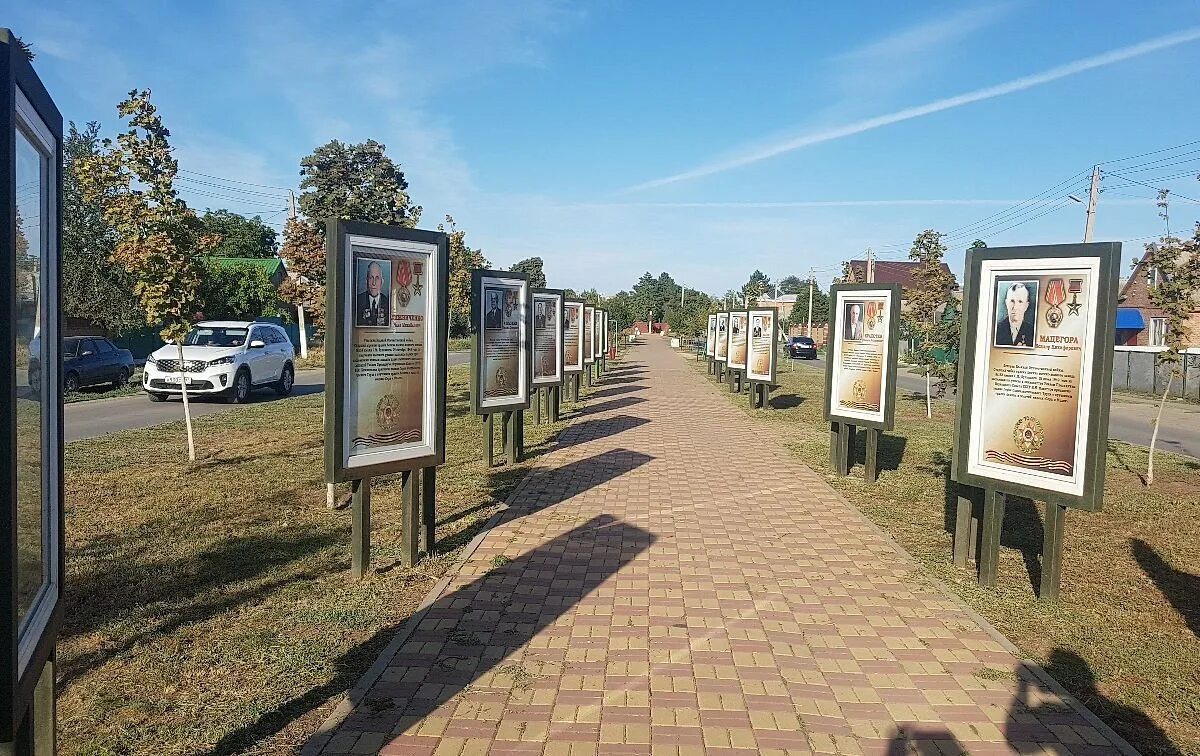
[183,327,248,347]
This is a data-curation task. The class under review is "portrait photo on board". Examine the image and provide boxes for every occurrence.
[484,290,504,330]
[355,258,392,327]
[993,280,1038,349]
[842,301,865,341]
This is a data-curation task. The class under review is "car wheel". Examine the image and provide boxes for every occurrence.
[274,363,294,397]
[147,391,167,403]
[227,369,252,404]
[113,367,130,390]
[64,371,80,393]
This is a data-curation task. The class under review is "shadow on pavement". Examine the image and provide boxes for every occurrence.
[571,395,647,417]
[212,513,656,755]
[586,384,646,399]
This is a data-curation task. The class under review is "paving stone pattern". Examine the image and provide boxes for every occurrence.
[309,338,1128,756]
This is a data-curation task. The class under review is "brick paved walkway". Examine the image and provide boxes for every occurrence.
[307,338,1131,756]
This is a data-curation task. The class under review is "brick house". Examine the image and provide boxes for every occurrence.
[844,259,960,306]
[1117,249,1200,347]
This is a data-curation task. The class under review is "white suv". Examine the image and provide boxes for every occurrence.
[143,321,296,403]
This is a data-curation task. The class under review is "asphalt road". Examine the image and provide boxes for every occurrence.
[65,352,470,443]
[785,355,1200,460]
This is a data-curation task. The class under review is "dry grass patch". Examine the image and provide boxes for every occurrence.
[693,357,1200,756]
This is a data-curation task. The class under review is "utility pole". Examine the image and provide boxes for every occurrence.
[806,268,814,337]
[866,247,875,283]
[287,190,309,360]
[1083,165,1100,243]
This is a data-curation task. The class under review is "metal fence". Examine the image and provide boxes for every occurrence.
[1111,346,1200,400]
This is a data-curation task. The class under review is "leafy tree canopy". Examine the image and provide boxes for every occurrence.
[200,209,278,259]
[741,269,772,304]
[199,260,285,321]
[778,275,807,295]
[440,215,490,338]
[509,256,547,289]
[298,139,421,229]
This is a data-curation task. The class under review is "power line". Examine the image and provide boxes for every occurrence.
[176,174,290,200]
[1097,139,1200,167]
[177,168,294,192]
[1104,171,1200,204]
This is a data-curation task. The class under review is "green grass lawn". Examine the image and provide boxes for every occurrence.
[64,369,144,403]
[693,357,1200,756]
[59,363,587,755]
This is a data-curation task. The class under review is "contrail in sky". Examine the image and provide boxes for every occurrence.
[623,27,1200,193]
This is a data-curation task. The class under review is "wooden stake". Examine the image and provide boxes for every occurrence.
[978,488,1005,588]
[1041,503,1066,601]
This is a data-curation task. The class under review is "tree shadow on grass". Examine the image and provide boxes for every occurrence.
[768,394,805,410]
[1107,441,1148,484]
[1132,538,1200,639]
[876,433,907,473]
[212,511,656,754]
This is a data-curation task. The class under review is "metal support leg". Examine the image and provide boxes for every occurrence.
[953,491,973,568]
[421,466,436,555]
[515,410,525,462]
[483,414,493,467]
[351,477,372,579]
[535,387,543,424]
[401,470,419,567]
[978,489,1005,588]
[1041,503,1066,601]
[829,422,840,471]
[503,411,515,465]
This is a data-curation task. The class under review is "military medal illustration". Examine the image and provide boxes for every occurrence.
[852,379,866,402]
[1044,278,1066,328]
[495,365,510,391]
[394,260,413,309]
[1012,416,1045,454]
[1067,278,1083,316]
[865,301,877,330]
[413,261,424,296]
[376,394,399,431]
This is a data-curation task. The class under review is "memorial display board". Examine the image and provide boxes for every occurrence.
[951,243,1119,511]
[2,29,66,740]
[824,284,901,430]
[563,299,584,373]
[325,220,449,482]
[583,304,596,365]
[531,289,564,387]
[746,307,778,383]
[706,314,717,357]
[714,312,729,361]
[726,310,749,370]
[593,308,604,359]
[601,309,609,355]
[470,269,532,415]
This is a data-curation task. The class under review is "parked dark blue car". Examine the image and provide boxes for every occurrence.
[785,336,818,359]
[60,337,136,392]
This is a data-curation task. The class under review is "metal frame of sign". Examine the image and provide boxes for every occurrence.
[714,311,729,362]
[746,307,779,384]
[583,305,597,364]
[726,310,749,371]
[706,314,717,357]
[563,298,584,374]
[324,220,449,483]
[951,243,1119,512]
[600,309,609,356]
[471,269,532,415]
[1,29,65,741]
[824,284,901,431]
[531,288,565,387]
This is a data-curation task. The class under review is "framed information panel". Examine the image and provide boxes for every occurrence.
[951,243,1119,511]
[325,220,449,483]
[563,298,584,373]
[471,269,532,415]
[746,307,778,383]
[600,309,609,356]
[706,314,717,357]
[824,284,901,431]
[532,288,564,387]
[726,310,749,370]
[714,312,729,362]
[583,305,596,365]
[2,29,65,739]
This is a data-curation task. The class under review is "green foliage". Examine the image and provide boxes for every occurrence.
[297,139,421,228]
[602,291,635,332]
[200,210,278,259]
[778,275,806,295]
[578,288,603,305]
[199,260,286,321]
[440,216,489,338]
[1142,229,1200,367]
[278,218,326,332]
[62,121,145,335]
[14,35,34,61]
[77,89,215,343]
[786,281,830,329]
[741,269,772,305]
[901,229,957,393]
[509,256,547,289]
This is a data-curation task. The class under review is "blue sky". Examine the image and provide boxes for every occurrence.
[10,1,1200,295]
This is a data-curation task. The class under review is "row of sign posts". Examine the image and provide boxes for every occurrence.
[704,307,781,409]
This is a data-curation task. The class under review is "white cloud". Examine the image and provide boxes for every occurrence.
[624,26,1200,193]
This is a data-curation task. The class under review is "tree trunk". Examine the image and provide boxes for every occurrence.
[177,342,196,462]
[925,367,932,419]
[1147,371,1173,486]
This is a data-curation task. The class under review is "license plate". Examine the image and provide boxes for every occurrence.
[164,376,194,385]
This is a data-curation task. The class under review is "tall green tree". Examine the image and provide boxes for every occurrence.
[200,209,278,258]
[62,120,144,335]
[1140,228,1200,485]
[778,275,806,295]
[509,256,547,289]
[741,269,772,304]
[199,260,285,321]
[440,215,490,337]
[78,89,217,462]
[787,284,829,332]
[901,229,957,418]
[297,139,421,227]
